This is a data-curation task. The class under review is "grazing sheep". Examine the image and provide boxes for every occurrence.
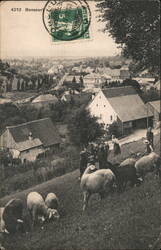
[0,199,24,234]
[45,193,59,210]
[103,159,140,192]
[0,208,8,234]
[135,152,161,180]
[80,165,116,211]
[27,192,60,228]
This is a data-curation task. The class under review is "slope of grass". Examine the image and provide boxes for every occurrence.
[0,133,160,250]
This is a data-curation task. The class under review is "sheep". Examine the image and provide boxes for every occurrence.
[103,159,140,192]
[0,199,24,234]
[0,208,8,234]
[27,192,60,228]
[80,165,116,211]
[45,193,59,210]
[135,152,161,181]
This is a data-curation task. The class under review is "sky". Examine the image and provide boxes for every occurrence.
[0,1,121,59]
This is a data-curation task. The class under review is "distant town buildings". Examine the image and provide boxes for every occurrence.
[31,94,58,108]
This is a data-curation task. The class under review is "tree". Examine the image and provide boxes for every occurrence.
[0,103,26,132]
[141,87,160,103]
[97,0,160,75]
[68,108,104,147]
[108,121,120,137]
[123,79,142,96]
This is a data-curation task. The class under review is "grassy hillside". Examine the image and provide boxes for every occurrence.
[0,134,160,250]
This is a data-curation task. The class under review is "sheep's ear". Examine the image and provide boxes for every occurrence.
[4,228,9,234]
[17,219,23,223]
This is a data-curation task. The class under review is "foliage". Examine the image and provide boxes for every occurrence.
[0,103,26,132]
[97,0,160,75]
[123,78,142,96]
[19,105,40,121]
[108,121,120,137]
[68,107,104,147]
[141,87,160,103]
[50,101,68,122]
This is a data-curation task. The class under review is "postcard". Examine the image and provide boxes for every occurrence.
[0,1,160,250]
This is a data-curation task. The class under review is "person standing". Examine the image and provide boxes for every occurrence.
[145,140,153,154]
[112,135,121,156]
[97,144,106,169]
[104,142,110,161]
[146,127,154,149]
[79,147,88,178]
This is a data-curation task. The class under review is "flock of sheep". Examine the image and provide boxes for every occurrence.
[0,151,160,250]
[80,152,161,211]
[0,192,60,249]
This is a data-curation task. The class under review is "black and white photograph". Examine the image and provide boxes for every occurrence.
[0,1,160,249]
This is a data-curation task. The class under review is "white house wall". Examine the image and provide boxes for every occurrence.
[0,129,17,150]
[20,147,44,162]
[88,90,118,125]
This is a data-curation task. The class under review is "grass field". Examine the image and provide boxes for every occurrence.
[0,134,160,250]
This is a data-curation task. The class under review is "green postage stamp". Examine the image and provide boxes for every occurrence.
[43,0,91,42]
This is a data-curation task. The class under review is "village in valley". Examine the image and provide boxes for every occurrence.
[0,54,160,196]
[0,55,160,163]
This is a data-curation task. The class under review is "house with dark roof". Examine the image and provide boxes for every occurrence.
[0,118,61,162]
[147,100,160,128]
[88,86,153,134]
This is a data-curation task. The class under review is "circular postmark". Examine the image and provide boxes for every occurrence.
[43,0,91,41]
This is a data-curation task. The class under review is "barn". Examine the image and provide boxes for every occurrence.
[88,86,153,135]
[0,118,61,162]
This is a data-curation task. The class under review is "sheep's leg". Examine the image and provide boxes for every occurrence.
[83,192,90,211]
[122,181,127,191]
[99,191,105,200]
[32,208,38,229]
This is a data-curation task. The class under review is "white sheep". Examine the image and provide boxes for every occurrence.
[27,192,59,228]
[135,152,161,180]
[80,165,116,211]
[45,193,59,210]
[0,208,8,234]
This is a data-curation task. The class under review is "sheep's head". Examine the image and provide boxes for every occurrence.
[86,165,97,174]
[38,215,45,224]
[16,219,25,233]
[47,208,60,221]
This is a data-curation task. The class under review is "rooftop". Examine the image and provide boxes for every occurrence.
[149,100,160,113]
[7,118,61,148]
[102,86,153,122]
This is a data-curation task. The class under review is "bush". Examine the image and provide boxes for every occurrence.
[108,121,121,138]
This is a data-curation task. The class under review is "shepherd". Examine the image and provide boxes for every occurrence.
[79,147,88,179]
[146,127,154,149]
[112,135,121,156]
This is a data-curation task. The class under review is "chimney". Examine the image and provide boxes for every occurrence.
[29,132,33,140]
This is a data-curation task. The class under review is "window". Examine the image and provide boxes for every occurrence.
[110,115,113,121]
[96,104,98,107]
[104,105,106,107]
